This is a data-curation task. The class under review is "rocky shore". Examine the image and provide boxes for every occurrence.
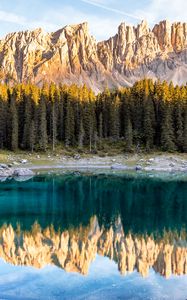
[0,153,187,180]
[0,163,34,181]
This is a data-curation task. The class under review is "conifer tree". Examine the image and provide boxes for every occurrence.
[22,94,32,149]
[0,97,7,148]
[78,118,85,149]
[161,103,176,152]
[98,112,103,139]
[183,103,187,152]
[9,91,19,151]
[38,93,47,151]
[58,89,65,141]
[125,117,133,152]
[102,88,111,138]
[49,86,59,151]
[29,119,36,153]
[109,95,120,140]
[174,101,184,151]
[143,97,155,151]
[64,95,75,146]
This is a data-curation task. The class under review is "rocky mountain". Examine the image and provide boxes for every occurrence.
[0,20,187,92]
[1,217,187,278]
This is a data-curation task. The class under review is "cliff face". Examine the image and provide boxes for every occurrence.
[97,20,187,87]
[0,20,187,92]
[1,217,187,278]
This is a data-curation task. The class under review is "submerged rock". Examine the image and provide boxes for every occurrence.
[13,168,34,177]
[14,175,34,182]
[111,164,129,170]
[0,177,8,182]
[136,165,142,171]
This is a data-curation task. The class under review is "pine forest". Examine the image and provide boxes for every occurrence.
[0,79,187,153]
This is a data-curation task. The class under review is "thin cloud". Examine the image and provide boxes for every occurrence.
[81,0,142,21]
[135,0,187,24]
[0,6,120,41]
[84,0,115,3]
[46,6,122,40]
[0,10,26,25]
[0,9,58,36]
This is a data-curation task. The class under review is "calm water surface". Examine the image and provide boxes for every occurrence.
[0,172,187,300]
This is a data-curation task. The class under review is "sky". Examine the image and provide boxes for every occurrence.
[0,0,186,41]
[0,257,187,299]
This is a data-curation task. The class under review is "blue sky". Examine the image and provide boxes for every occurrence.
[0,0,186,40]
[0,257,187,300]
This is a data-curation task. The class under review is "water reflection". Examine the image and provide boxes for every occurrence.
[0,174,187,233]
[0,174,187,279]
[1,216,187,278]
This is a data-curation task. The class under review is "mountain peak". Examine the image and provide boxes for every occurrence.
[63,21,89,34]
[0,20,187,91]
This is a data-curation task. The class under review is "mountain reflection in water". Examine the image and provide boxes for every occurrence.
[1,216,187,278]
[0,173,187,279]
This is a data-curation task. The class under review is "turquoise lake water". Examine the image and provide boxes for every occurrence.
[0,172,187,299]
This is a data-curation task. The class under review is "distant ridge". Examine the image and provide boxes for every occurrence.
[0,20,187,92]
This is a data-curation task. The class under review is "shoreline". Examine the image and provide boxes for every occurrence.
[0,153,187,179]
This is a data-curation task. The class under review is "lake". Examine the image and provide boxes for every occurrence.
[0,172,187,299]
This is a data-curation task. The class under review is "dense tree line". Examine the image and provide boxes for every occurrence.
[0,79,187,152]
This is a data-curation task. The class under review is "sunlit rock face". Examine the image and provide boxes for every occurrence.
[0,20,187,92]
[0,23,107,93]
[97,20,187,87]
[0,216,187,278]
